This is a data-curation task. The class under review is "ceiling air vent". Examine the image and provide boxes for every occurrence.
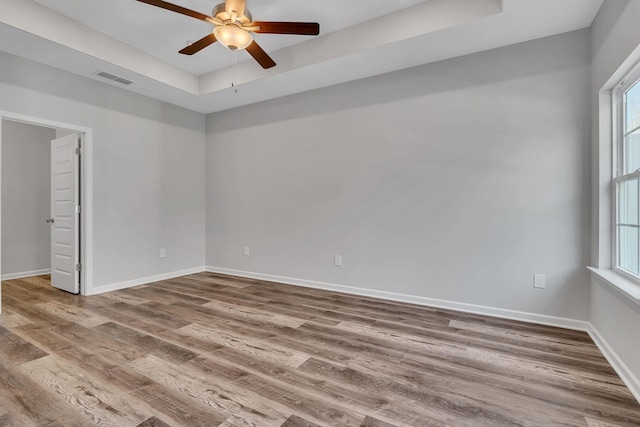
[94,70,133,86]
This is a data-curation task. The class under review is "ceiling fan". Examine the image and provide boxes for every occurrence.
[136,0,320,69]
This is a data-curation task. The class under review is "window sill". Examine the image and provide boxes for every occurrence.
[588,267,640,305]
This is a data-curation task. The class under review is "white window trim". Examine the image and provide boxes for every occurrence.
[612,64,640,281]
[590,42,640,306]
[588,267,640,305]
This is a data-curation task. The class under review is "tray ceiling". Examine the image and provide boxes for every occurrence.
[0,0,603,113]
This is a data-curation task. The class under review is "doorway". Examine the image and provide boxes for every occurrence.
[0,112,93,313]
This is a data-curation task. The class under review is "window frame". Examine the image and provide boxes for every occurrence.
[613,65,640,280]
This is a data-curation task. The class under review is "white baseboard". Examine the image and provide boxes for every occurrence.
[89,266,205,295]
[588,325,640,403]
[205,266,590,332]
[1,269,51,281]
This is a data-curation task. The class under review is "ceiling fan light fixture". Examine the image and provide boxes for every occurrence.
[136,0,320,69]
[213,25,253,50]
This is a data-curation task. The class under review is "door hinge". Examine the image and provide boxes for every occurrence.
[75,205,82,214]
[75,147,81,155]
[75,263,82,272]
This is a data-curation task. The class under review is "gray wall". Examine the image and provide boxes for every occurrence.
[1,120,53,277]
[206,29,592,320]
[590,0,640,394]
[0,51,206,291]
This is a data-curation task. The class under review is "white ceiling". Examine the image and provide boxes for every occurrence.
[32,0,429,76]
[0,0,603,114]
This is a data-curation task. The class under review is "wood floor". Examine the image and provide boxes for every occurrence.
[0,273,639,427]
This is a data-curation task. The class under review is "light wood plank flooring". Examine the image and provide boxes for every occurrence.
[1,273,639,426]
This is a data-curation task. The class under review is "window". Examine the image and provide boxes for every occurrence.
[615,72,640,278]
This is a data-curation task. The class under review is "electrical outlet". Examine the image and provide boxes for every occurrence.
[243,247,250,256]
[159,248,166,258]
[334,255,342,266]
[533,274,546,289]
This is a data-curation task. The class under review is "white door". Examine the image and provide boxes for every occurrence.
[50,134,80,294]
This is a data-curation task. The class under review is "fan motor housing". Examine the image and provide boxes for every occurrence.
[212,3,252,24]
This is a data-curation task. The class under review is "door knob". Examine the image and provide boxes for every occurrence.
[46,218,54,223]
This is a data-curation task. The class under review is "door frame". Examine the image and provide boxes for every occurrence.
[0,111,93,311]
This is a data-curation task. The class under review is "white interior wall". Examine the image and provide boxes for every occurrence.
[1,120,53,278]
[205,29,592,321]
[0,52,206,292]
[589,0,640,398]
[55,129,75,138]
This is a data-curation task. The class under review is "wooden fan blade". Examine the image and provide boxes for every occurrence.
[252,21,320,36]
[225,0,246,18]
[136,0,212,22]
[179,34,217,55]
[246,41,276,69]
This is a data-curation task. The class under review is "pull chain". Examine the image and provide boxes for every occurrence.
[231,49,238,93]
